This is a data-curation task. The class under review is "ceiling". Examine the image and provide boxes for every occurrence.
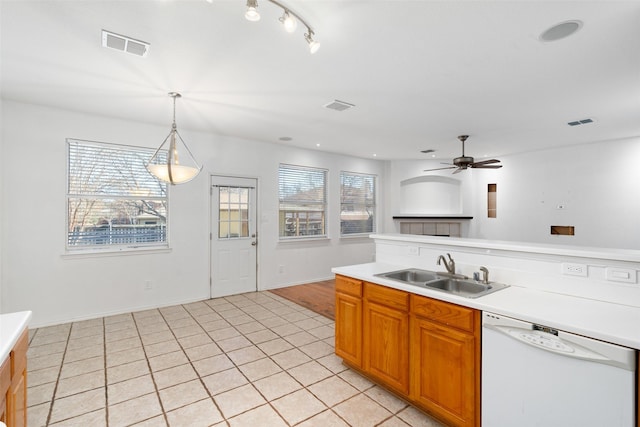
[2,1,640,161]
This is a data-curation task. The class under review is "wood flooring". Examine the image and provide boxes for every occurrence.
[269,279,335,320]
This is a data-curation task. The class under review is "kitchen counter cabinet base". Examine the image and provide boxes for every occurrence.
[335,275,480,427]
[1,329,28,427]
[410,294,480,427]
[335,275,363,368]
[363,283,409,395]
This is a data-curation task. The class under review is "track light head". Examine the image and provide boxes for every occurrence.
[279,10,297,33]
[245,0,260,21]
[304,30,320,54]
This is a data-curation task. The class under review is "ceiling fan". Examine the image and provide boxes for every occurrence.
[424,135,502,174]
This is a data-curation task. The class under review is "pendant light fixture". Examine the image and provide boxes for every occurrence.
[146,92,202,185]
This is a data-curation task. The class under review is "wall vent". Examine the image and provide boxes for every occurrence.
[567,118,594,126]
[324,100,355,111]
[102,30,149,57]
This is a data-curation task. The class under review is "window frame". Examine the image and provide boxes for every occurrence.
[278,163,328,240]
[340,170,377,237]
[65,138,169,253]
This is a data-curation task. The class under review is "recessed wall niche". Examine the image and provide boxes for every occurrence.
[399,175,462,214]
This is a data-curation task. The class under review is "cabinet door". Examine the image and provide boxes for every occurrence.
[363,301,409,394]
[0,358,9,424]
[7,369,26,427]
[335,292,363,367]
[410,316,478,427]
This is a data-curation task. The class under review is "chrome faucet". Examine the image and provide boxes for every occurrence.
[437,253,456,274]
[479,266,489,284]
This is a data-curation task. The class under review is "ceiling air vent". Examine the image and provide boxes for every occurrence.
[324,100,355,112]
[101,30,149,57]
[567,118,594,126]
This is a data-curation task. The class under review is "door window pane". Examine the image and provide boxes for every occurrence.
[218,186,250,239]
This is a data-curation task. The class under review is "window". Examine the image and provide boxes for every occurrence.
[218,186,249,239]
[67,139,168,251]
[279,164,327,238]
[340,171,376,236]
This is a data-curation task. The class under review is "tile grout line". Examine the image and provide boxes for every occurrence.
[102,317,109,427]
[132,309,171,426]
[43,324,72,426]
[159,304,229,426]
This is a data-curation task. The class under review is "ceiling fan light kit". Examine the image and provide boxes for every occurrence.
[424,135,503,174]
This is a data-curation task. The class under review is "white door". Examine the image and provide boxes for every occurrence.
[210,176,258,298]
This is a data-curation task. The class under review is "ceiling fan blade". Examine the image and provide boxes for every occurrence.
[452,167,464,174]
[472,164,503,169]
[424,166,457,172]
[471,159,501,166]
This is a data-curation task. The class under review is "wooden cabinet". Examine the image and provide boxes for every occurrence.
[363,283,409,394]
[410,295,480,427]
[335,275,363,368]
[334,275,481,427]
[2,330,28,427]
[0,358,10,423]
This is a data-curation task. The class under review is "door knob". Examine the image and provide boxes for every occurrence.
[251,241,257,246]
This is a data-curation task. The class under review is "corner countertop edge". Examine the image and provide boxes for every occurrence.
[0,311,33,364]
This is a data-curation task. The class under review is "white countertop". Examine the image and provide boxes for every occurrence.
[0,311,32,363]
[332,263,640,350]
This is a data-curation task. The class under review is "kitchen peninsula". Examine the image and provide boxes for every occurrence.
[332,234,640,427]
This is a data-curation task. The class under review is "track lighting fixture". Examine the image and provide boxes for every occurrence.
[304,30,321,54]
[234,0,320,53]
[244,0,260,22]
[279,10,297,33]
[146,93,202,185]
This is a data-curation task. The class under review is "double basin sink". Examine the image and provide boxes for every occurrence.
[374,268,508,298]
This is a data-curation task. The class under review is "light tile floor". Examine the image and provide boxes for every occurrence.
[26,291,445,427]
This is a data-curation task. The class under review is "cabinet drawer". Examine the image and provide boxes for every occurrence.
[365,282,409,311]
[411,294,476,333]
[11,330,28,377]
[336,275,362,297]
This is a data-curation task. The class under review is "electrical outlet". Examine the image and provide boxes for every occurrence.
[561,263,588,277]
[408,246,419,256]
[278,265,284,274]
[144,280,153,290]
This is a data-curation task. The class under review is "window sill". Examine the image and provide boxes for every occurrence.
[339,234,374,240]
[278,237,331,244]
[62,246,172,259]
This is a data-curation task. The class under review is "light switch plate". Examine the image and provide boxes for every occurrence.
[605,267,636,284]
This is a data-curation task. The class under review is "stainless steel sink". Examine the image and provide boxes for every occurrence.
[375,268,508,298]
[422,278,508,298]
[376,268,440,284]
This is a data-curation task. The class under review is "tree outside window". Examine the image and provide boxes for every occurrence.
[67,139,168,250]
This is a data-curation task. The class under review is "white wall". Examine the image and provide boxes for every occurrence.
[468,138,640,249]
[0,101,384,327]
[384,137,640,250]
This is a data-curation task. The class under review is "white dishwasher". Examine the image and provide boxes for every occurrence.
[482,311,636,427]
